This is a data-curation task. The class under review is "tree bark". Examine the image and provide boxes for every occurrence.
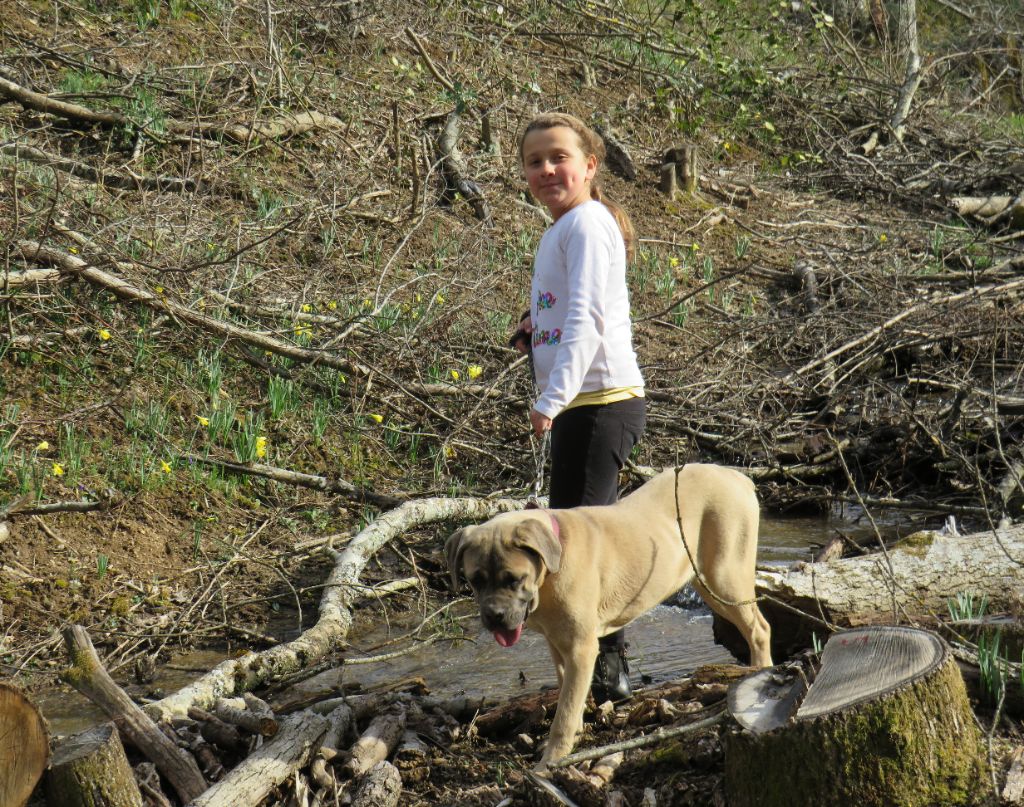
[47,723,143,807]
[188,711,329,807]
[890,0,921,140]
[725,627,989,807]
[0,682,48,807]
[350,761,402,807]
[60,625,207,804]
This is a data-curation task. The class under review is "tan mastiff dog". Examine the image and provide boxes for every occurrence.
[446,463,773,766]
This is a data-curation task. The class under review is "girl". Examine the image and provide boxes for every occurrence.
[513,112,646,701]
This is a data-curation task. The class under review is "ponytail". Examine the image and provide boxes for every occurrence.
[591,183,635,264]
[520,112,635,263]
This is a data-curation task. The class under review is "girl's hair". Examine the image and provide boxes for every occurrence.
[519,112,636,263]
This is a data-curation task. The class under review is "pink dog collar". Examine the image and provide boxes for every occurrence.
[524,499,561,541]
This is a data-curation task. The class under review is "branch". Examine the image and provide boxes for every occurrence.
[1,142,198,193]
[549,709,726,768]
[783,268,1024,385]
[183,453,403,509]
[143,494,525,721]
[16,240,370,377]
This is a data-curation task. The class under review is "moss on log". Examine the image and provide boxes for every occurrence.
[47,723,143,807]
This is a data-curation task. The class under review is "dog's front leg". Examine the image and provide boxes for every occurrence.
[539,635,598,767]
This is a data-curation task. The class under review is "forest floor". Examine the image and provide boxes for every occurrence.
[1,0,1023,803]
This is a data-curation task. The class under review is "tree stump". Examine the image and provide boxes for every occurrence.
[660,146,698,197]
[724,626,988,807]
[0,682,48,807]
[47,722,144,807]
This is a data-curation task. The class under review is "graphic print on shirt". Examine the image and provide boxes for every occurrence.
[532,328,562,348]
[537,291,557,310]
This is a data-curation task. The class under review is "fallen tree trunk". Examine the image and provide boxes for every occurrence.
[725,627,989,806]
[715,523,1024,659]
[47,723,143,807]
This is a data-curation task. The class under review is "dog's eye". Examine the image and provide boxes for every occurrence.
[468,573,486,590]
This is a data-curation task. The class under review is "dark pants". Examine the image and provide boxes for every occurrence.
[549,396,646,649]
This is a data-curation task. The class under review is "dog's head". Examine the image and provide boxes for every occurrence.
[445,511,562,648]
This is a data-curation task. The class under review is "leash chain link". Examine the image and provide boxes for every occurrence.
[531,430,550,502]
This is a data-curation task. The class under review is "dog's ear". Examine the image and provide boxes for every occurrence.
[444,527,469,591]
[512,519,561,574]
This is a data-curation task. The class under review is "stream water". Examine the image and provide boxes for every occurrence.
[38,508,916,737]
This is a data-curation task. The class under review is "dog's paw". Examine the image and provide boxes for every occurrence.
[530,760,552,777]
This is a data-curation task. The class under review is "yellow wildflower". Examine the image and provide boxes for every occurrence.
[52,462,64,477]
[879,233,888,243]
[435,293,445,304]
[160,460,172,473]
[69,247,79,254]
[327,301,337,311]
[467,365,482,379]
[690,243,700,252]
[443,445,455,458]
[36,440,49,451]
[255,436,267,459]
[155,286,164,294]
[368,413,383,424]
[669,257,680,268]
[450,369,460,382]
[723,142,732,151]
[98,328,111,341]
[301,304,312,313]
[362,298,372,308]
[197,416,210,427]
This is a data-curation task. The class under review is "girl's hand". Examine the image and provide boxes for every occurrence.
[530,408,552,436]
[509,313,533,353]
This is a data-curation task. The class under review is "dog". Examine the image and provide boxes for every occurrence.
[445,463,773,766]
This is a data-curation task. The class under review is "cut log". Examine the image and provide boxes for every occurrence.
[212,698,279,737]
[350,761,402,807]
[715,523,1024,660]
[345,706,407,777]
[0,682,48,807]
[187,706,244,751]
[46,723,143,807]
[725,626,988,807]
[188,711,329,807]
[60,625,207,804]
[951,195,1024,228]
[474,688,561,737]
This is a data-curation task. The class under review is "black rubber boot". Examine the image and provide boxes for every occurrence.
[592,645,632,702]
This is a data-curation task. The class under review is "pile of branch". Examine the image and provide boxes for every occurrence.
[52,618,744,807]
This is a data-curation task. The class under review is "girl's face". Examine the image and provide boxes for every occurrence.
[521,126,598,220]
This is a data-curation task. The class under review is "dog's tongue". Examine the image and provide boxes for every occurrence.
[493,625,523,647]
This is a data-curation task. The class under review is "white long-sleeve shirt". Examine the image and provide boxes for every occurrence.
[530,200,644,419]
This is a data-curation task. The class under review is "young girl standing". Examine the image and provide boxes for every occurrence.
[513,112,646,701]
